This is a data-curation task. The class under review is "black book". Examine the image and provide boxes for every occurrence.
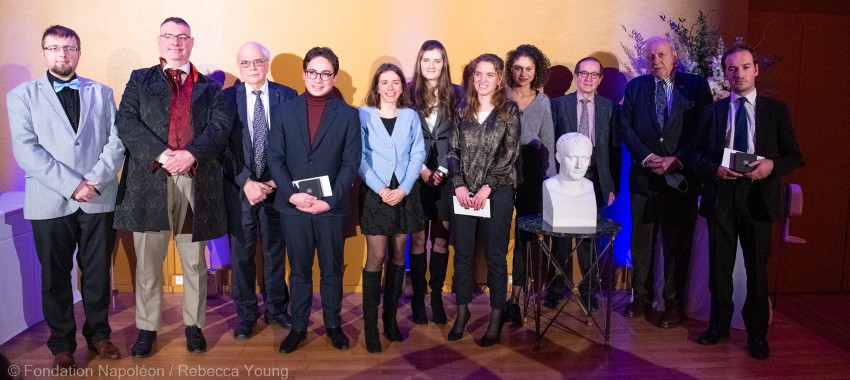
[295,178,324,198]
[734,152,758,173]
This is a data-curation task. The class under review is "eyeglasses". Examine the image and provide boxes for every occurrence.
[43,46,79,53]
[305,69,334,81]
[577,71,602,79]
[159,34,192,42]
[239,59,268,68]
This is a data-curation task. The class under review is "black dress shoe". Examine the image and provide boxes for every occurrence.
[748,336,770,360]
[659,309,682,328]
[279,329,307,354]
[233,319,256,340]
[185,325,207,353]
[624,300,650,318]
[697,328,729,346]
[131,330,157,358]
[326,327,350,350]
[265,312,293,329]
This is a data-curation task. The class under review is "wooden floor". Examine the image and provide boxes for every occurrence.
[2,291,850,379]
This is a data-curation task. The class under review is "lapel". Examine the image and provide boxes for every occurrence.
[643,77,660,133]
[311,96,340,151]
[715,98,731,150]
[594,96,609,139]
[77,76,92,136]
[565,92,578,133]
[36,75,75,135]
[432,109,448,137]
[293,95,311,150]
[754,95,768,153]
[268,83,283,107]
[236,84,253,163]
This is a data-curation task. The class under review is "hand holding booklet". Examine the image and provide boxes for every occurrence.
[293,175,332,199]
[452,196,491,218]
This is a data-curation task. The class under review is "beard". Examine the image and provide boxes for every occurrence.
[50,63,75,78]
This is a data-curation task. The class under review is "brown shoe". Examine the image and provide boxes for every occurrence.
[624,300,650,318]
[659,309,682,328]
[88,339,121,360]
[53,351,75,369]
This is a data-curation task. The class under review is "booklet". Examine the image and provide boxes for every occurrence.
[293,175,332,199]
[452,196,490,218]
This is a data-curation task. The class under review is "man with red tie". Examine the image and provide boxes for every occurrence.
[114,17,230,357]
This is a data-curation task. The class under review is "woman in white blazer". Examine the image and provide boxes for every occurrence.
[358,63,425,353]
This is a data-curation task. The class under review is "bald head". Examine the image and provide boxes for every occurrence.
[237,42,271,90]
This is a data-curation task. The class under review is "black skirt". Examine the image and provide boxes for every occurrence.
[359,175,425,235]
[419,177,453,222]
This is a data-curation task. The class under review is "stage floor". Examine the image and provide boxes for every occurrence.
[2,291,849,379]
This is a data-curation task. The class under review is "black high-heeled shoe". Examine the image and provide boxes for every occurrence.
[447,304,470,341]
[479,307,506,347]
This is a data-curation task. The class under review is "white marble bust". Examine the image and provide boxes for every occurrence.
[543,132,597,228]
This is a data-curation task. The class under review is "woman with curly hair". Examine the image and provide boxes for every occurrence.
[407,40,465,325]
[447,53,520,347]
[358,63,426,353]
[504,44,556,324]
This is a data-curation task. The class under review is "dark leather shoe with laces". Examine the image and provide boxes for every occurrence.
[748,336,770,360]
[185,325,207,353]
[279,329,307,354]
[88,339,121,359]
[624,300,650,318]
[697,328,729,345]
[326,327,350,350]
[131,330,157,358]
[659,309,682,328]
[233,319,256,340]
[53,351,75,369]
[265,312,292,329]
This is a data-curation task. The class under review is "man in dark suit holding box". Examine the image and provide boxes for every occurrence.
[267,47,361,354]
[691,45,802,359]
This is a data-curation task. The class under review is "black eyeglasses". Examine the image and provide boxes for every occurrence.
[305,69,334,81]
[239,59,268,68]
[577,71,602,79]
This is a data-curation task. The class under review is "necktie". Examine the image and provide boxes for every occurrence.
[578,98,590,138]
[252,90,268,176]
[166,68,184,93]
[733,97,749,152]
[53,78,79,93]
[655,80,667,130]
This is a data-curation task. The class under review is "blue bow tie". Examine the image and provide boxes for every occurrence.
[53,78,80,93]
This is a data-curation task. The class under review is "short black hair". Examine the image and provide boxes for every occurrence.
[721,44,758,71]
[41,25,80,49]
[161,17,190,29]
[303,47,339,75]
[574,56,604,77]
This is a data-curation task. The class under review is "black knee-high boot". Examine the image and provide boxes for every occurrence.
[382,264,405,342]
[409,253,428,325]
[429,251,449,324]
[361,269,382,353]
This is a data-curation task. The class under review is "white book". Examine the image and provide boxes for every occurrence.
[452,196,491,218]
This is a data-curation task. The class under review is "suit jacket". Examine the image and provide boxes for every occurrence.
[551,92,620,201]
[358,106,425,195]
[414,84,465,172]
[221,81,297,219]
[620,72,712,196]
[690,94,803,221]
[7,74,124,220]
[113,64,231,241]
[267,94,361,217]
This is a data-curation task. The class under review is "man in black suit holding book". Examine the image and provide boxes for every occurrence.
[267,47,361,354]
[690,45,802,359]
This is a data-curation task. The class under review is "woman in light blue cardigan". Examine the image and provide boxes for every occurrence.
[358,63,425,353]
